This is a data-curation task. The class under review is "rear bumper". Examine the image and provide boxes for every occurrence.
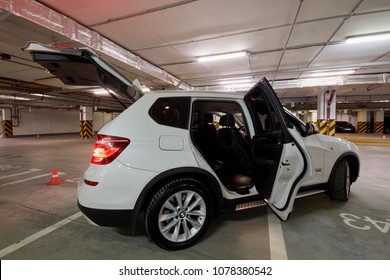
[78,200,136,228]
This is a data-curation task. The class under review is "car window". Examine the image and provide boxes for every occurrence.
[285,110,307,136]
[248,94,283,134]
[149,97,191,129]
[191,100,248,134]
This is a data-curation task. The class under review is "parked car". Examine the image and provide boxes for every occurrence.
[25,42,360,250]
[336,121,356,133]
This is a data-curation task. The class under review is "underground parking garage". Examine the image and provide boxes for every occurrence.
[1,0,390,278]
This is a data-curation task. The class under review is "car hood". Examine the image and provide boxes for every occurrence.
[316,134,359,155]
[23,41,143,104]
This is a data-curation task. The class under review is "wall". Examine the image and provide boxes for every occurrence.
[336,112,358,127]
[93,112,118,132]
[13,108,80,136]
[1,108,121,137]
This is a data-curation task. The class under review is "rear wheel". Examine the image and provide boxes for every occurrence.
[145,178,211,250]
[329,159,350,201]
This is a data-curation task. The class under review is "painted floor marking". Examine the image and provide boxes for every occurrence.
[0,172,65,187]
[267,208,288,260]
[0,168,42,180]
[65,177,80,184]
[0,211,83,258]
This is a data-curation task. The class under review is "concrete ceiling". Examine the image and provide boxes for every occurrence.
[0,0,390,111]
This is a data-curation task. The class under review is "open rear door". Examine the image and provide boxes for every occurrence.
[245,78,310,220]
[23,42,143,105]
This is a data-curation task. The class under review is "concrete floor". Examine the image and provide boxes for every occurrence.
[0,133,389,260]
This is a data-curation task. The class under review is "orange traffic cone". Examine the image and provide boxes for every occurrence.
[47,167,63,185]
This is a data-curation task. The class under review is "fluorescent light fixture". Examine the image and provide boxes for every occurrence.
[0,95,31,101]
[91,88,112,95]
[141,85,150,92]
[345,33,390,44]
[310,70,355,77]
[219,78,252,85]
[197,51,247,62]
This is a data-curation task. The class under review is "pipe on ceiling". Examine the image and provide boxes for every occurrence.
[194,73,390,92]
[271,0,304,83]
[184,61,390,85]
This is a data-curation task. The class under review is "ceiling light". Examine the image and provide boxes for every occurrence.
[219,78,252,85]
[345,33,390,44]
[141,85,150,92]
[196,51,247,62]
[0,95,31,101]
[310,70,355,77]
[91,88,112,95]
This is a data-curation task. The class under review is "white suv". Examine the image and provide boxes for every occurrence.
[25,43,360,250]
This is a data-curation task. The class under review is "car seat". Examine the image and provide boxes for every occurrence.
[218,114,252,190]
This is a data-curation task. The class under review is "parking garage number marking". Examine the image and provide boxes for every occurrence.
[0,164,21,171]
[340,213,390,233]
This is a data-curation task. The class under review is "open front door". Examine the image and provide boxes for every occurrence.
[245,78,309,221]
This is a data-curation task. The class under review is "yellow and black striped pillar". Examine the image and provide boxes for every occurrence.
[374,122,384,134]
[80,120,94,139]
[328,119,336,136]
[317,119,335,136]
[2,120,13,137]
[357,122,369,133]
[317,119,327,135]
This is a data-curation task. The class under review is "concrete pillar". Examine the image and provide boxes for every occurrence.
[80,106,94,139]
[308,110,317,123]
[317,90,336,136]
[357,110,369,133]
[1,108,13,137]
[374,111,384,133]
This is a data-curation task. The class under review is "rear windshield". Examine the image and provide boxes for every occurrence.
[148,97,191,129]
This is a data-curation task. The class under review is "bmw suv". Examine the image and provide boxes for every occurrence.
[25,42,360,250]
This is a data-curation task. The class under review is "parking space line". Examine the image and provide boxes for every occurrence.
[65,177,80,184]
[267,208,288,260]
[0,211,83,258]
[0,168,42,180]
[0,172,66,187]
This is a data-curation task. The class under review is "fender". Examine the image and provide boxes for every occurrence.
[327,152,360,184]
[129,167,222,234]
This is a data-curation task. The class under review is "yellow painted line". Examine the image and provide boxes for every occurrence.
[352,142,390,147]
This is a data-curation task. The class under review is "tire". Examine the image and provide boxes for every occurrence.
[145,178,211,250]
[329,159,351,201]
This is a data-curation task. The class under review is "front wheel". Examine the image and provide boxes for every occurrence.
[329,159,351,201]
[145,178,211,250]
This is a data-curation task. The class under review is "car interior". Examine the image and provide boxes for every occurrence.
[191,100,253,193]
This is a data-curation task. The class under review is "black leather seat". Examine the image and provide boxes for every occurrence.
[218,114,252,190]
[195,113,224,169]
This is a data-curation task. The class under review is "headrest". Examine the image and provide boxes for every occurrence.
[202,113,214,124]
[219,114,235,127]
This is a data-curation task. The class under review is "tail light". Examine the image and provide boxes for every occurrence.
[91,134,130,165]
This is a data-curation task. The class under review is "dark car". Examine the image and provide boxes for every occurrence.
[336,121,356,133]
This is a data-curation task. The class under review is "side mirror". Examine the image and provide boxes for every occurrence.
[306,123,318,135]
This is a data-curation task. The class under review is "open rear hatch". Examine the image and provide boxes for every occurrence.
[23,42,143,106]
